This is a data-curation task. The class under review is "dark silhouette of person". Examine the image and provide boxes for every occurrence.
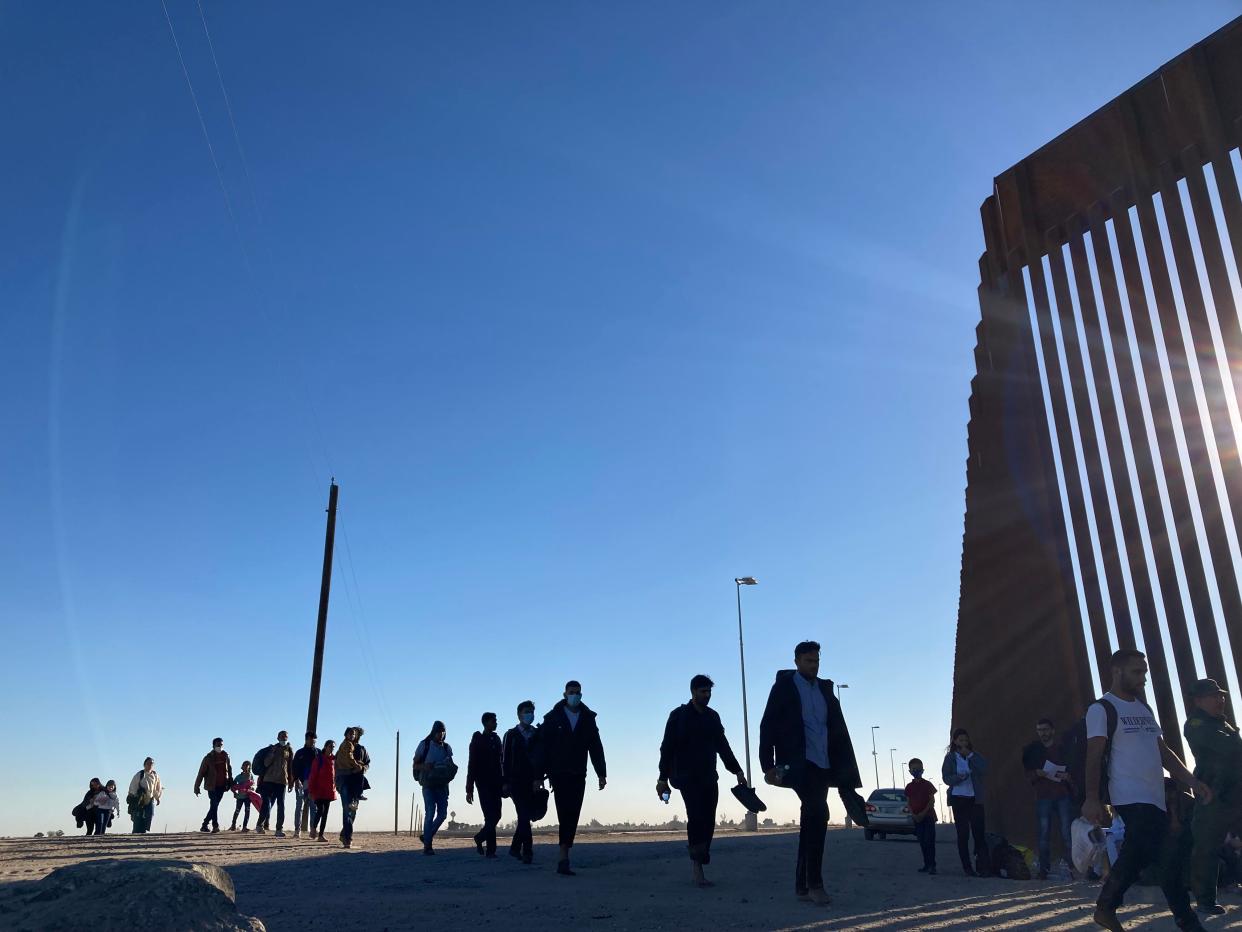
[503,700,539,864]
[467,712,504,858]
[759,640,863,905]
[656,674,747,887]
[534,679,606,876]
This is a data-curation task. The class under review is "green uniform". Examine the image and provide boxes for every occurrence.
[1184,711,1242,907]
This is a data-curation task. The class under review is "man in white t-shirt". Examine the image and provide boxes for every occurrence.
[1085,649,1212,932]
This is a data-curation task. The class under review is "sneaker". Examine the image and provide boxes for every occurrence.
[240,827,250,833]
[475,839,484,856]
[211,827,220,834]
[274,830,286,838]
[1196,903,1227,916]
[357,794,368,801]
[200,826,211,833]
[556,859,576,876]
[254,826,265,835]
[228,826,237,832]
[1092,906,1125,932]
[293,830,301,839]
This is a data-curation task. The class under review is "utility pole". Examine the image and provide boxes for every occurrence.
[734,577,758,832]
[870,726,880,790]
[306,480,338,739]
[889,748,897,787]
[394,731,400,835]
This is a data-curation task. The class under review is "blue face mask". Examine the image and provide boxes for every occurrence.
[911,769,924,778]
[566,694,582,708]
[521,712,534,725]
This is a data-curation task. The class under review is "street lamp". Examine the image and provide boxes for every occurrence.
[901,761,908,784]
[735,576,758,831]
[870,726,880,790]
[835,683,849,704]
[889,749,897,788]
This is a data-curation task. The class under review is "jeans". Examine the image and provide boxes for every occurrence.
[94,809,111,836]
[1098,803,1193,923]
[232,797,251,829]
[259,782,286,831]
[312,799,332,836]
[474,783,502,854]
[337,778,356,844]
[949,795,987,873]
[510,788,534,857]
[1036,796,1073,872]
[680,780,719,864]
[915,817,937,868]
[132,801,154,833]
[84,809,97,836]
[294,783,317,833]
[794,762,832,892]
[203,788,225,830]
[422,785,449,844]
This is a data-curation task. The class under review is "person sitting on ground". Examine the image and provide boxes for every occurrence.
[230,761,259,831]
[905,758,938,875]
[91,780,120,836]
[414,721,456,855]
[307,739,337,842]
[73,778,102,836]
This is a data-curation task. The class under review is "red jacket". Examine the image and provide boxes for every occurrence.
[307,751,337,801]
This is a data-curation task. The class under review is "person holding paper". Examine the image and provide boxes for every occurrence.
[1022,718,1075,880]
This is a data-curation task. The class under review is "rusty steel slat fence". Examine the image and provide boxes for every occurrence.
[953,16,1242,844]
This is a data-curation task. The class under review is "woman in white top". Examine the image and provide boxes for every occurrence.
[940,728,990,876]
[127,757,163,834]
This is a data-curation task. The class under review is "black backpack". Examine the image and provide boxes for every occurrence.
[252,746,270,779]
[1062,697,1134,804]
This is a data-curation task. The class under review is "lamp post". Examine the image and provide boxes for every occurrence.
[870,726,880,790]
[735,576,758,831]
[901,761,908,784]
[835,683,849,705]
[889,749,897,788]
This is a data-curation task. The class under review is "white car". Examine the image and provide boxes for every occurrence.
[862,788,914,840]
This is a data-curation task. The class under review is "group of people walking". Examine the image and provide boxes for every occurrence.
[67,639,1241,930]
[411,680,608,877]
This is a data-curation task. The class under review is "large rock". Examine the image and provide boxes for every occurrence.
[0,858,264,931]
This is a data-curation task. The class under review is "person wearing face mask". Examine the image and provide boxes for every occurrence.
[656,674,747,887]
[127,757,162,833]
[533,680,607,876]
[73,778,103,835]
[904,758,938,874]
[941,728,989,876]
[255,730,294,837]
[503,701,539,864]
[194,737,233,834]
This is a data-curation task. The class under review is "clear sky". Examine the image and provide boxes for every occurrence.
[2,2,1238,837]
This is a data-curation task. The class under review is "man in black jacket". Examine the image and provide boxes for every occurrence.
[467,712,504,858]
[759,640,863,905]
[503,700,539,864]
[534,679,606,876]
[657,674,747,887]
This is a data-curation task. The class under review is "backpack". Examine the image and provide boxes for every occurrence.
[1062,697,1123,804]
[252,746,270,780]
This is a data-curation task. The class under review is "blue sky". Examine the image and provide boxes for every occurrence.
[3,2,1238,836]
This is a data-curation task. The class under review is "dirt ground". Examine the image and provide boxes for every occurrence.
[2,825,1240,930]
